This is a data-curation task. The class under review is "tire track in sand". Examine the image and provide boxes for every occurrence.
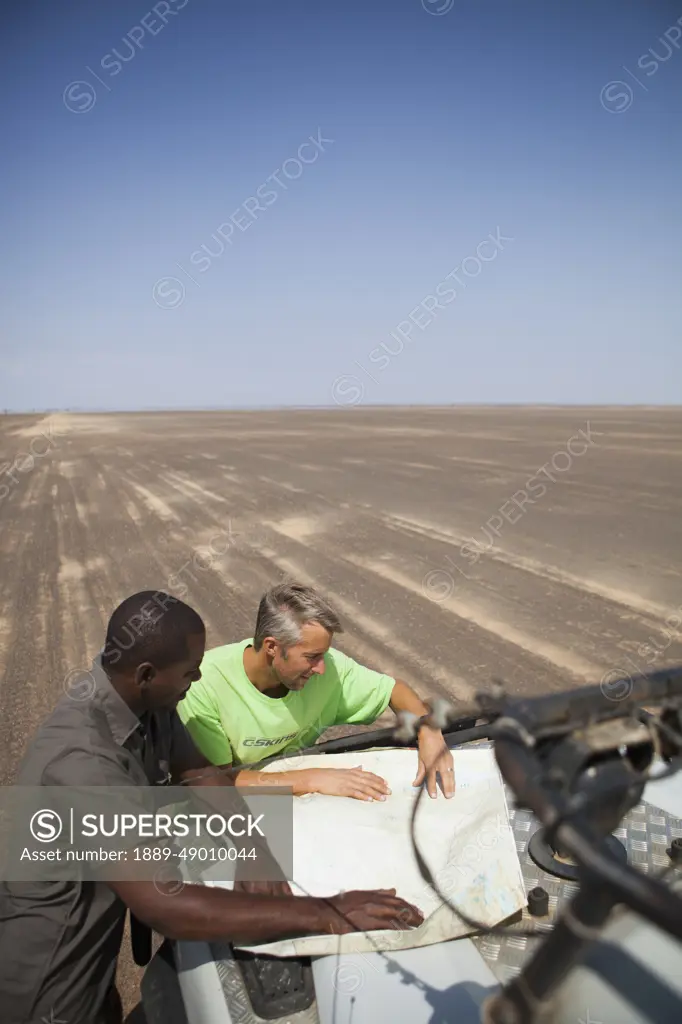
[384,513,680,624]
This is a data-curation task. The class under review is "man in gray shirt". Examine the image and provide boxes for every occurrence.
[0,591,422,1024]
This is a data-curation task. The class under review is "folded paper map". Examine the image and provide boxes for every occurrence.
[208,746,526,957]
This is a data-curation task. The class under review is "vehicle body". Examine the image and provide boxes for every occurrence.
[141,670,682,1024]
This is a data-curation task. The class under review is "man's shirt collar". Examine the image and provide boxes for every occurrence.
[90,655,142,747]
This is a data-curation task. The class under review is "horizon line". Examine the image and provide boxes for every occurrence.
[1,401,682,416]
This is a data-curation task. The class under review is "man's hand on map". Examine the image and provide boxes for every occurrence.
[296,766,392,801]
[388,680,455,798]
[414,725,455,799]
[324,888,424,933]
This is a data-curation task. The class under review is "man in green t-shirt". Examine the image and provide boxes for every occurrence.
[178,582,455,801]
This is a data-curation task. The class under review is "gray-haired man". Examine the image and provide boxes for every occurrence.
[178,582,455,801]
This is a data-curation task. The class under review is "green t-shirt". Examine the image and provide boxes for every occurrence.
[177,639,395,766]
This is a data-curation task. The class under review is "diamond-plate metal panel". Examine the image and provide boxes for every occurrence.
[471,787,682,981]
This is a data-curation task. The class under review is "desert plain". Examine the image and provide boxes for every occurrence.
[1,404,681,1018]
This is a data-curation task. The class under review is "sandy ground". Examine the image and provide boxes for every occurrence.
[1,405,682,1017]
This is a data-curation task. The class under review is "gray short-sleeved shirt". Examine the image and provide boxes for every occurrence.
[0,658,203,1024]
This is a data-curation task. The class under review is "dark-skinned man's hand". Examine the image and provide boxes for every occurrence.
[324,888,424,933]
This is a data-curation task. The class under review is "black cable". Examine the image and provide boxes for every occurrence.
[281,718,682,945]
[217,719,682,1024]
[408,750,554,940]
[642,711,682,752]
[302,693,682,1007]
[185,699,682,953]
[406,730,682,941]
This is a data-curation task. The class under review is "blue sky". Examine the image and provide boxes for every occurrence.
[1,0,681,411]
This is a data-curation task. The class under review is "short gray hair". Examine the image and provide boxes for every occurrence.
[253,582,343,651]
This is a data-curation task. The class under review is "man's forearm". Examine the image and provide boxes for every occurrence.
[114,881,331,944]
[234,768,314,796]
[169,889,329,943]
[178,765,237,786]
[179,764,306,795]
[389,680,430,720]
